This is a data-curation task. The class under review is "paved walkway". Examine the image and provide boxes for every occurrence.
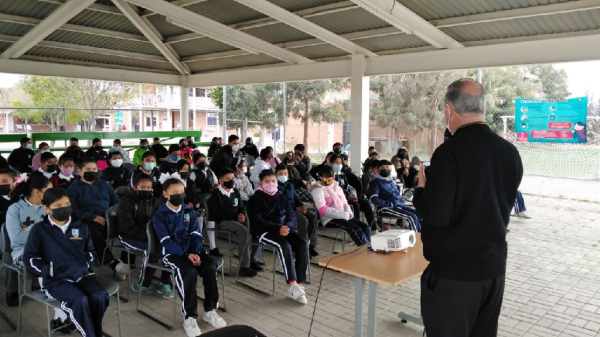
[1,195,600,337]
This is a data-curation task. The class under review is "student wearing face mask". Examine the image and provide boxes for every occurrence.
[84,138,109,166]
[186,136,198,150]
[209,135,241,174]
[160,145,181,175]
[311,166,370,246]
[309,151,334,181]
[152,137,169,164]
[32,142,50,172]
[55,155,76,189]
[154,177,226,335]
[192,153,217,196]
[332,142,343,155]
[250,148,275,188]
[0,168,15,227]
[240,137,259,159]
[133,139,151,167]
[265,146,282,170]
[64,137,86,166]
[131,151,161,196]
[117,174,174,297]
[23,188,108,337]
[110,139,130,164]
[8,137,36,173]
[248,169,309,304]
[176,159,200,210]
[179,139,194,164]
[367,160,421,232]
[34,152,58,180]
[231,158,254,204]
[101,151,130,190]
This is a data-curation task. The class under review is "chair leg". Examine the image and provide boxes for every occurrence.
[341,232,346,252]
[227,234,233,275]
[235,242,250,282]
[46,305,51,337]
[136,264,146,311]
[171,273,177,330]
[271,250,277,297]
[126,252,131,302]
[116,289,122,337]
[220,264,226,312]
[332,231,340,253]
[101,247,108,272]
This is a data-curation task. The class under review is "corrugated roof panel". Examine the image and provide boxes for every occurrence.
[308,7,392,34]
[45,30,162,56]
[0,41,12,53]
[26,46,177,72]
[268,0,346,12]
[291,43,349,59]
[145,14,191,38]
[170,37,237,57]
[187,54,282,73]
[398,0,573,21]
[186,0,265,25]
[0,0,58,19]
[442,8,600,42]
[244,22,314,44]
[354,34,430,52]
[68,10,141,34]
[0,21,32,37]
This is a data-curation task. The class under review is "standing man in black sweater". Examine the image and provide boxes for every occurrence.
[413,79,523,337]
[8,137,36,173]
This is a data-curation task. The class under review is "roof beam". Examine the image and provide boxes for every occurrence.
[349,0,463,49]
[233,0,377,57]
[37,0,125,16]
[125,0,313,64]
[0,58,182,85]
[1,0,96,59]
[112,0,189,75]
[141,0,208,17]
[21,55,179,75]
[0,13,148,43]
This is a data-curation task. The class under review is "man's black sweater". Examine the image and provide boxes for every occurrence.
[413,124,523,282]
[8,147,35,173]
[117,191,159,241]
[208,187,243,223]
[152,144,168,162]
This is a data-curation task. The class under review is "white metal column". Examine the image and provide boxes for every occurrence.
[350,55,369,173]
[180,86,190,131]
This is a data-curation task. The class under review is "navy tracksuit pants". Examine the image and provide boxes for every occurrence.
[378,207,422,232]
[163,253,219,318]
[45,275,109,337]
[325,218,371,246]
[258,232,308,284]
[119,237,172,287]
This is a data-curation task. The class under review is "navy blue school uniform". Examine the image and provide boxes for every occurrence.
[23,216,109,337]
[101,166,130,189]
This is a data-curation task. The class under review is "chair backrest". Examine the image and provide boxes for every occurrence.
[106,205,119,239]
[1,223,12,262]
[203,194,212,222]
[123,162,135,174]
[146,220,159,255]
[244,155,255,168]
[114,186,130,196]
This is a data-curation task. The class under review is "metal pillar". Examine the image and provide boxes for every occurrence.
[222,86,227,139]
[180,86,189,131]
[282,82,287,152]
[350,55,369,173]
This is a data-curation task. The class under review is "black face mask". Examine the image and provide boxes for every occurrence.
[197,162,206,170]
[0,184,11,196]
[70,145,78,150]
[333,148,341,154]
[94,145,103,151]
[83,171,97,182]
[168,193,185,207]
[379,169,391,178]
[180,144,187,149]
[137,190,153,201]
[246,142,252,146]
[179,172,190,180]
[223,179,234,189]
[46,164,57,173]
[52,206,72,222]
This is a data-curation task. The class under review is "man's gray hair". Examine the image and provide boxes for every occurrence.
[444,79,486,115]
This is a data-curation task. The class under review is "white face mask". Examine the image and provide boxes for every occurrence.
[26,144,32,150]
[242,167,247,173]
[232,144,239,152]
[41,149,49,153]
[111,159,123,168]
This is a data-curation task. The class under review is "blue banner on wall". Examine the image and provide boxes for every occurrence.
[515,97,588,143]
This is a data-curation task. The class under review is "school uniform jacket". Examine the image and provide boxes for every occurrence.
[247,190,296,236]
[310,182,352,226]
[23,216,95,288]
[152,203,203,258]
[208,187,243,223]
[101,166,130,189]
[117,191,159,242]
[367,176,405,209]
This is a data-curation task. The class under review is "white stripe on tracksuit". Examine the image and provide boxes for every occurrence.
[50,292,86,337]
[162,255,187,319]
[377,207,417,232]
[118,236,147,283]
[258,232,289,281]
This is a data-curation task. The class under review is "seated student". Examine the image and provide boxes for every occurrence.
[84,138,109,166]
[130,151,161,197]
[102,151,130,190]
[265,146,282,170]
[67,157,127,279]
[0,168,15,227]
[367,160,421,232]
[160,145,180,175]
[34,152,58,180]
[176,159,200,210]
[362,159,379,194]
[179,138,194,164]
[152,137,169,164]
[64,137,86,166]
[208,168,259,276]
[248,169,309,304]
[186,136,198,150]
[231,158,254,205]
[292,144,312,182]
[275,164,319,257]
[250,148,274,188]
[240,137,259,159]
[309,151,334,181]
[154,178,226,335]
[110,139,130,164]
[311,166,371,246]
[32,142,50,172]
[362,146,376,174]
[8,137,36,174]
[117,174,173,298]
[133,139,151,167]
[191,153,217,197]
[24,188,109,337]
[55,155,76,189]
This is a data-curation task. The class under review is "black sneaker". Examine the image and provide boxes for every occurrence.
[51,318,73,334]
[6,292,18,307]
[239,267,257,277]
[250,261,264,272]
[309,247,319,258]
[209,248,223,258]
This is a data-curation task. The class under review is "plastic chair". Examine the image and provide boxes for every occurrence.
[1,223,23,331]
[314,212,347,253]
[203,195,235,275]
[122,162,136,174]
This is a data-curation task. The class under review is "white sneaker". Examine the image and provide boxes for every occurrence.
[114,263,129,281]
[203,310,226,329]
[516,212,531,219]
[183,317,201,337]
[287,282,307,304]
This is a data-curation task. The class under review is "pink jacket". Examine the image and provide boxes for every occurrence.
[32,152,43,172]
[310,182,352,225]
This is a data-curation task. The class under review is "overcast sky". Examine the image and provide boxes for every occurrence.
[1,60,599,99]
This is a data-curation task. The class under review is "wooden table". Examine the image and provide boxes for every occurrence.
[319,233,428,337]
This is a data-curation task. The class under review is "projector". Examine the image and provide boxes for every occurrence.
[370,229,417,252]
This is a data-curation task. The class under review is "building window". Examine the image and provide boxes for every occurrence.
[146,116,157,127]
[195,88,207,97]
[207,113,217,126]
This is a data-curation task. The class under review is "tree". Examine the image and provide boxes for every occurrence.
[529,65,571,99]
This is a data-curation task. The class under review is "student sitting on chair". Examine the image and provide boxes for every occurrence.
[311,166,371,246]
[130,151,161,197]
[24,187,109,337]
[84,138,109,167]
[160,145,180,175]
[117,173,173,298]
[32,142,50,172]
[34,152,58,180]
[249,148,274,188]
[64,137,86,166]
[208,168,259,276]
[248,169,309,304]
[176,159,200,210]
[132,138,151,167]
[55,155,76,190]
[153,177,226,336]
[102,151,130,190]
[231,157,254,205]
[367,160,421,232]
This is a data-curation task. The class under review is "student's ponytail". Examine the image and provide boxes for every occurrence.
[9,174,50,203]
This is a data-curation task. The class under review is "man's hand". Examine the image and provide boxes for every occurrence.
[95,216,106,226]
[187,202,194,208]
[417,163,426,188]
[279,226,290,237]
[296,206,307,214]
[295,154,302,163]
[195,203,200,209]
[302,180,309,188]
[237,213,245,223]
[188,254,201,266]
[348,195,358,202]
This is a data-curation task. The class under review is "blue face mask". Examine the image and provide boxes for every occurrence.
[170,155,179,161]
[144,162,155,171]
[277,176,288,183]
[141,146,148,150]
[333,164,343,172]
[110,146,119,152]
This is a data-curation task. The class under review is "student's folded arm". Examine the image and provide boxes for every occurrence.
[248,198,281,232]
[284,200,297,232]
[368,181,389,208]
[23,227,46,277]
[152,212,185,256]
[188,211,203,255]
[83,226,96,271]
[6,206,29,246]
